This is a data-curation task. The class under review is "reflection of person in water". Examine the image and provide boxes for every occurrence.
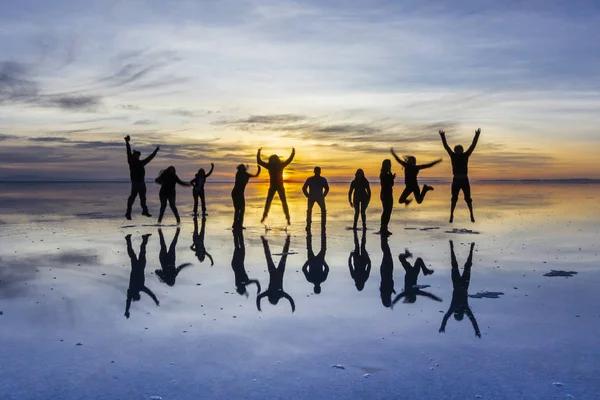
[391,149,441,206]
[392,249,441,305]
[125,233,159,318]
[439,241,480,338]
[378,159,396,236]
[124,135,160,220]
[231,163,261,229]
[190,163,214,217]
[348,168,371,230]
[257,147,295,226]
[231,229,261,296]
[302,166,329,227]
[190,217,214,266]
[379,235,395,308]
[302,229,329,294]
[155,228,192,286]
[348,229,371,291]
[256,235,295,312]
[439,129,481,223]
[155,166,191,224]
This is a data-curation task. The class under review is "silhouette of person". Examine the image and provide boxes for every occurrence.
[439,241,480,338]
[231,163,261,229]
[190,163,214,216]
[378,159,396,236]
[348,229,371,291]
[257,147,295,226]
[231,228,261,296]
[302,228,329,294]
[379,234,395,308]
[392,249,441,305]
[125,233,159,318]
[256,235,295,312]
[348,168,371,230]
[155,166,191,224]
[391,149,441,206]
[124,135,159,220]
[302,166,329,227]
[155,228,192,286]
[439,129,481,223]
[190,216,214,266]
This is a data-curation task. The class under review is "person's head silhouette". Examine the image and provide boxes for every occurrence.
[268,154,281,165]
[237,164,247,172]
[355,281,365,291]
[314,284,321,294]
[197,168,206,177]
[128,289,141,301]
[314,166,321,176]
[454,145,464,154]
[381,159,392,173]
[355,168,365,179]
[132,150,141,160]
[454,310,465,321]
[405,156,416,167]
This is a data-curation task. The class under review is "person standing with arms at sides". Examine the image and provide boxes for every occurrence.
[124,135,160,220]
[155,166,190,224]
[190,163,214,217]
[302,166,329,228]
[348,168,371,230]
[257,147,295,226]
[231,163,261,229]
[439,128,481,223]
[377,159,396,236]
[390,149,441,206]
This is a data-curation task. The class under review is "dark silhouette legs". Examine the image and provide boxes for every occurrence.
[193,190,207,216]
[398,184,434,205]
[380,195,393,235]
[158,193,180,224]
[353,200,367,229]
[261,186,290,225]
[126,182,150,219]
[307,197,326,225]
[450,178,474,223]
[232,192,246,228]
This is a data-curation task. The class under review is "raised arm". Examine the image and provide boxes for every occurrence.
[390,148,406,167]
[439,308,453,332]
[417,159,442,170]
[417,290,443,302]
[282,292,296,313]
[250,165,262,178]
[125,136,132,158]
[206,163,215,178]
[176,263,193,274]
[141,286,160,306]
[439,130,453,156]
[206,251,214,266]
[175,175,191,187]
[466,307,481,337]
[465,128,481,156]
[142,146,160,166]
[256,148,268,168]
[282,147,295,167]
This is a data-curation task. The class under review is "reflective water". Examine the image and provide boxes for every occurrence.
[0,182,599,399]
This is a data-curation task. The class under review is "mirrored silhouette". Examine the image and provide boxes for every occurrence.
[190,217,214,266]
[125,233,159,318]
[302,166,329,227]
[257,147,295,226]
[124,135,159,220]
[302,228,329,294]
[348,229,371,291]
[379,235,395,307]
[231,228,261,296]
[256,235,295,312]
[191,163,214,217]
[392,249,441,305]
[155,228,192,286]
[439,241,480,338]
[348,168,371,230]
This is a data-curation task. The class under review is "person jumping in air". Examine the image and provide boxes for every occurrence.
[439,241,481,338]
[155,227,192,287]
[124,135,160,220]
[377,159,396,236]
[392,249,441,306]
[439,128,481,223]
[390,149,441,206]
[257,147,295,226]
[125,233,159,318]
[231,163,261,229]
[190,163,214,216]
[256,235,295,313]
[348,168,371,230]
[155,166,190,224]
[302,166,329,229]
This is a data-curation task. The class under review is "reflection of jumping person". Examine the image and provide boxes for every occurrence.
[190,163,214,216]
[392,249,440,305]
[155,166,190,224]
[391,149,441,206]
[379,235,395,308]
[302,166,329,228]
[257,147,295,226]
[378,159,396,236]
[155,228,192,286]
[439,241,480,338]
[231,229,261,296]
[439,129,481,223]
[256,235,295,312]
[125,234,159,318]
[348,169,371,230]
[190,216,214,266]
[124,135,159,220]
[231,164,261,229]
[302,230,329,294]
[348,229,371,291]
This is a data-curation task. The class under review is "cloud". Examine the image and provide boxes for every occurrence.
[133,119,152,125]
[33,94,102,111]
[214,114,306,126]
[0,133,19,141]
[170,108,195,117]
[0,61,39,103]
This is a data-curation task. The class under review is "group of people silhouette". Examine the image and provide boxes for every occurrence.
[124,128,481,232]
[124,226,480,337]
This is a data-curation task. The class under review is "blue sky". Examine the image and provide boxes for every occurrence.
[1,0,599,180]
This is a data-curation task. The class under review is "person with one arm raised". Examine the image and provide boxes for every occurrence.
[257,147,295,226]
[231,163,261,230]
[124,135,159,220]
[190,163,214,217]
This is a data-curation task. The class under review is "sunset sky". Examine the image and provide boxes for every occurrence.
[1,0,599,182]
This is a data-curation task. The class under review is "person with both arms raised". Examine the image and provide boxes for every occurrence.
[124,135,159,220]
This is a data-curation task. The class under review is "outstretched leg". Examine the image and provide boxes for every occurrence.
[413,184,433,204]
[126,184,139,219]
[261,187,277,223]
[168,194,180,224]
[462,179,474,222]
[200,189,207,215]
[415,256,433,275]
[353,201,360,229]
[360,200,368,229]
[158,193,168,223]
[306,198,315,225]
[193,190,199,216]
[450,179,460,223]
[139,183,150,216]
[278,187,291,225]
[398,186,413,205]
